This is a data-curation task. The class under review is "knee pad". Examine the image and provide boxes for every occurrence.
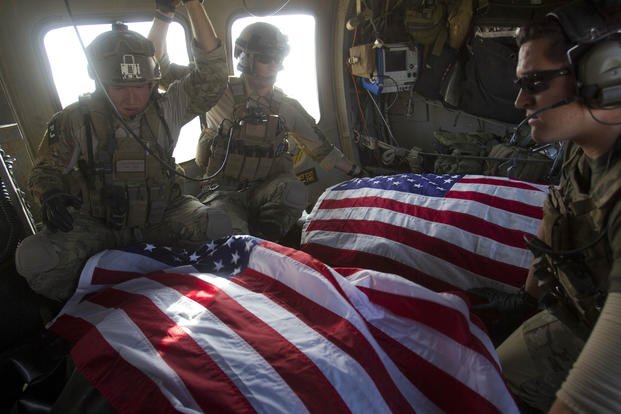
[15,233,67,300]
[15,233,60,278]
[206,207,234,239]
[281,180,308,210]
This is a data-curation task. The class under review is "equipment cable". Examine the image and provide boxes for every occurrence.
[366,90,400,147]
[587,106,621,126]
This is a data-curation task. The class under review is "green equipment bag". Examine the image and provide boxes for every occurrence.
[484,143,554,183]
[432,130,499,174]
[404,0,448,56]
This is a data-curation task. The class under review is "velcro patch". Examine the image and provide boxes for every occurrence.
[296,167,317,185]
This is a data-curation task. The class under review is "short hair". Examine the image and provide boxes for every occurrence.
[516,17,571,64]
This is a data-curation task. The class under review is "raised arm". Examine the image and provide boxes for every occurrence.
[184,0,219,52]
[149,0,211,90]
[149,2,173,61]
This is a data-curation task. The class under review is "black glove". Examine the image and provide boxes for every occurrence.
[156,0,179,13]
[469,286,539,345]
[41,189,82,233]
[469,286,538,314]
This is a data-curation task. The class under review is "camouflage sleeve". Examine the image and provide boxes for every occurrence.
[556,292,621,413]
[29,108,83,205]
[283,97,359,175]
[182,40,228,114]
[158,52,193,91]
[555,169,621,411]
[158,41,228,144]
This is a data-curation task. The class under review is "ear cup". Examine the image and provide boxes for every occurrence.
[570,32,621,108]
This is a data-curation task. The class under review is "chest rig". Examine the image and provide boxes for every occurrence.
[78,93,175,229]
[530,144,620,339]
[206,77,289,185]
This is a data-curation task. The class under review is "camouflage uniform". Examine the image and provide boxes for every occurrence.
[196,76,358,241]
[498,142,621,411]
[158,22,361,242]
[15,40,230,302]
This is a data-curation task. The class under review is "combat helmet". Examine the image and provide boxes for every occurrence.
[86,22,161,86]
[234,22,290,73]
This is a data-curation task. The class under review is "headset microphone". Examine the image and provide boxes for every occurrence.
[509,96,577,145]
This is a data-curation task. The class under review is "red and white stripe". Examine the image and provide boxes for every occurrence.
[301,175,549,293]
[50,240,519,414]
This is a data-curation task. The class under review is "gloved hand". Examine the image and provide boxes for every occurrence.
[156,0,180,13]
[469,286,538,314]
[41,189,82,233]
[469,286,539,345]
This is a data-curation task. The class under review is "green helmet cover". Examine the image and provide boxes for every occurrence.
[86,22,161,86]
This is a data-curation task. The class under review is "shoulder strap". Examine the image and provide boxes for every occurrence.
[78,93,96,176]
[229,76,246,107]
[144,98,169,155]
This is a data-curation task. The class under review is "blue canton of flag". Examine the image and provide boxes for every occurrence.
[193,235,259,276]
[118,235,260,277]
[332,173,463,197]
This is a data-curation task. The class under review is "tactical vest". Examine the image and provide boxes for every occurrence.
[205,77,290,186]
[432,130,498,174]
[537,143,620,337]
[484,143,554,183]
[78,93,176,229]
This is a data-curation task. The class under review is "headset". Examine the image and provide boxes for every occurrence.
[511,2,621,147]
[549,0,621,109]
[568,29,621,109]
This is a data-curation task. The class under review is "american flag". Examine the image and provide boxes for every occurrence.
[49,235,518,413]
[301,174,549,294]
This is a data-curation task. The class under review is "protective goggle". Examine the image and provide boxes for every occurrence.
[513,68,571,93]
[254,53,284,65]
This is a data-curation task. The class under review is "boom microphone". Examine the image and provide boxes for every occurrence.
[509,96,577,145]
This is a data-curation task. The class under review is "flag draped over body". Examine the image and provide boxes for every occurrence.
[301,174,549,294]
[49,235,518,413]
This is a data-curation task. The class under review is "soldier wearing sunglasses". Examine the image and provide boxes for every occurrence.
[474,4,621,414]
[150,17,364,243]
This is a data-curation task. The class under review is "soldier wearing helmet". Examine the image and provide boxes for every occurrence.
[234,22,290,78]
[15,0,232,305]
[150,20,364,242]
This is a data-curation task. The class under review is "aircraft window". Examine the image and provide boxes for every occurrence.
[43,21,200,162]
[231,15,319,121]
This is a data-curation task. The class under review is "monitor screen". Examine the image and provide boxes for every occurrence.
[385,49,406,72]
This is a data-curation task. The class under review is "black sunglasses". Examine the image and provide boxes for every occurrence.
[514,68,571,93]
[254,53,284,65]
